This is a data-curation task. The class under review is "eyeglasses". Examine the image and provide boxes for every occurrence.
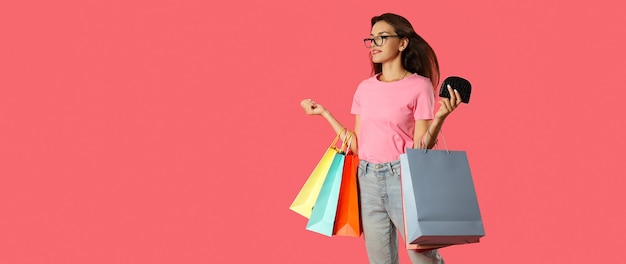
[363,35,400,48]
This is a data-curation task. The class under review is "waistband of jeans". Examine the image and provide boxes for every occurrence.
[359,159,400,170]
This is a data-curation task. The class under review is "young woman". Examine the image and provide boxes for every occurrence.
[300,13,462,264]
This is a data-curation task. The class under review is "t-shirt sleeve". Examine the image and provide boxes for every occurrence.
[413,81,435,120]
[351,86,361,115]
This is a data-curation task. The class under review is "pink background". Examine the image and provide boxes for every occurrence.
[1,0,625,263]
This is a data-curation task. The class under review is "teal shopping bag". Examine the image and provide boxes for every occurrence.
[305,151,346,236]
[305,132,352,237]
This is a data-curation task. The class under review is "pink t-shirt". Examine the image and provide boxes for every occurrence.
[351,73,434,163]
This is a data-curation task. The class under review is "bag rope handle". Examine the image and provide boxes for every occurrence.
[420,129,449,154]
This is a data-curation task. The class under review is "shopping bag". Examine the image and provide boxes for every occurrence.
[400,147,484,248]
[305,151,346,236]
[305,131,352,236]
[289,129,345,219]
[333,132,362,237]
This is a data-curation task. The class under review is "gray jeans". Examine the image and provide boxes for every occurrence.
[358,159,444,264]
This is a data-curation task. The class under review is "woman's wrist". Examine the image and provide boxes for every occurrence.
[430,116,446,130]
[321,109,332,119]
[433,115,447,123]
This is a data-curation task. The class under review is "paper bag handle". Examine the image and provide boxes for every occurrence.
[343,131,354,154]
[329,127,347,149]
[418,129,449,154]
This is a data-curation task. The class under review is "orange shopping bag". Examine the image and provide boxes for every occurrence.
[333,132,362,237]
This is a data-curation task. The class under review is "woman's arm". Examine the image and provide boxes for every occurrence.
[413,118,444,149]
[413,85,462,149]
[319,111,359,154]
[301,99,359,153]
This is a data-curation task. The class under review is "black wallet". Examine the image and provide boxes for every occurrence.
[439,76,472,104]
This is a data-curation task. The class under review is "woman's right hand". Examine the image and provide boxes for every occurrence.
[300,99,326,115]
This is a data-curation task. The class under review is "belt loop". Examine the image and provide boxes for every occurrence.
[390,160,398,176]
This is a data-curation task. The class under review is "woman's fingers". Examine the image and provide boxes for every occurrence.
[453,89,462,106]
[446,85,462,108]
[446,85,456,103]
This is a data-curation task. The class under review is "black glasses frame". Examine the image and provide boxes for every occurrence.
[363,35,400,48]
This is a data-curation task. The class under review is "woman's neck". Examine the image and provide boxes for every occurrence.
[380,62,409,82]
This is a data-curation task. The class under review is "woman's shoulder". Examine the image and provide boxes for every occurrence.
[407,73,432,84]
[406,73,434,90]
[359,74,379,84]
[355,74,379,90]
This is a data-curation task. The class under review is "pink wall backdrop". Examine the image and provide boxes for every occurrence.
[1,0,625,263]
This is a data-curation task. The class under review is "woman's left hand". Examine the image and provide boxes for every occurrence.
[435,84,463,119]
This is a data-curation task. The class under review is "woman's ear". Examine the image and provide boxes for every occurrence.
[400,38,409,51]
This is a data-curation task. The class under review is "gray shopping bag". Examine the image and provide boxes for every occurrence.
[399,148,484,246]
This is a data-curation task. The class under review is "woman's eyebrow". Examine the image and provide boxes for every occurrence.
[370,31,392,36]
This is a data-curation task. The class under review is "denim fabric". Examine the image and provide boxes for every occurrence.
[358,159,444,264]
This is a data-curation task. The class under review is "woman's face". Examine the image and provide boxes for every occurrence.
[369,21,404,64]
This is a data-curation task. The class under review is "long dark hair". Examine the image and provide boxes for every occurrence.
[370,13,440,88]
